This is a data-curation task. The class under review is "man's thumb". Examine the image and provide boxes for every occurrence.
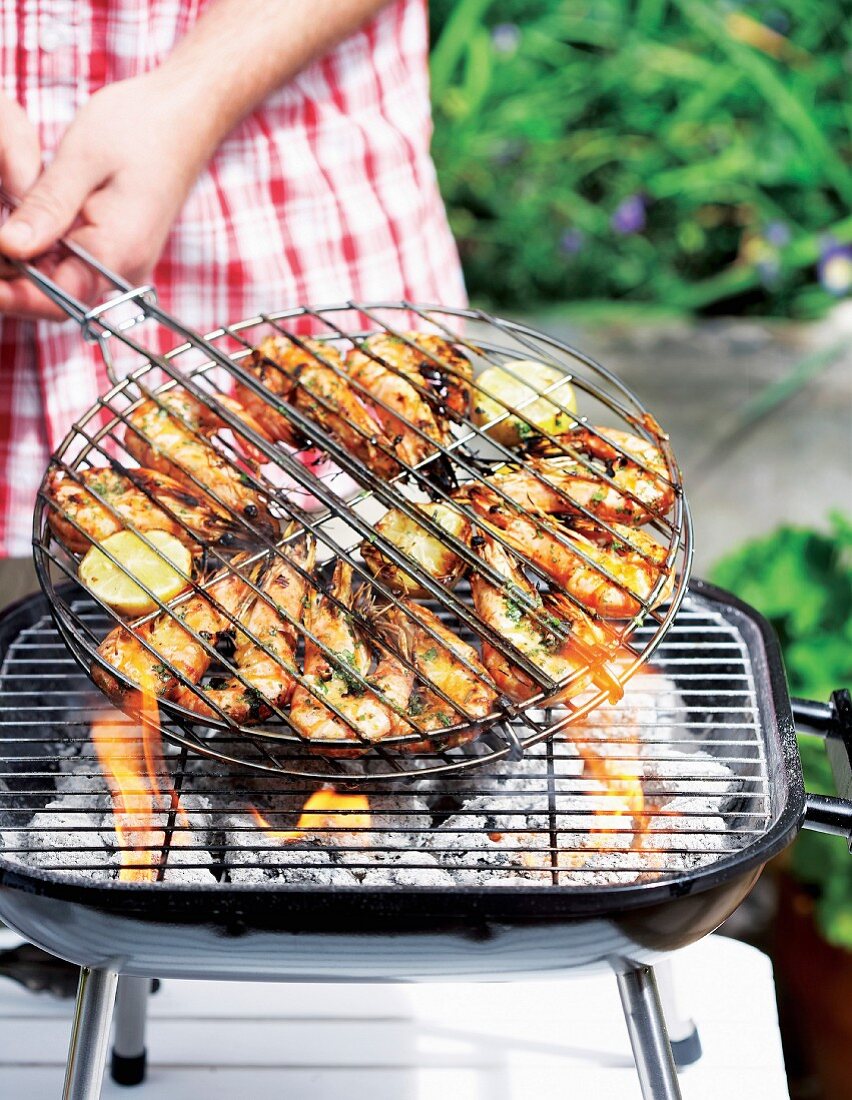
[0,152,100,259]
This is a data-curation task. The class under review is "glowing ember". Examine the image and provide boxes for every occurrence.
[91,687,187,882]
[250,787,371,842]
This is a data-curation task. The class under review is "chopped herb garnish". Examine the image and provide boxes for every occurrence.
[503,580,531,623]
[504,598,524,624]
[241,686,267,718]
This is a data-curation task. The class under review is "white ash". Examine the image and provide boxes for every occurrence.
[327,796,440,885]
[416,737,582,805]
[229,846,361,886]
[2,804,115,881]
[52,769,115,807]
[158,794,217,884]
[642,750,743,814]
[0,770,217,883]
[428,805,553,885]
[1,656,751,888]
[557,848,641,886]
[359,849,455,888]
[221,811,361,885]
[368,792,432,835]
[0,760,120,881]
[559,672,686,744]
[637,815,735,877]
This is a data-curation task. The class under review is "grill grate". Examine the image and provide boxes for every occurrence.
[0,591,771,884]
[32,304,691,777]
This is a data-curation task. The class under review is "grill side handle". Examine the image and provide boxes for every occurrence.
[795,690,852,851]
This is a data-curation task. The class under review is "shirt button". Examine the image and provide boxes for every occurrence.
[40,21,76,53]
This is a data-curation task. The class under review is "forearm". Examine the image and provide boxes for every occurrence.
[150,0,393,163]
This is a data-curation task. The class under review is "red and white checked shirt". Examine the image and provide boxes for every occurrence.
[0,0,464,555]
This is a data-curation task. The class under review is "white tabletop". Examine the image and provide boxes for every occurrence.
[0,932,788,1098]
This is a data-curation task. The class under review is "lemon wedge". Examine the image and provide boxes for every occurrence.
[473,360,577,447]
[79,530,192,616]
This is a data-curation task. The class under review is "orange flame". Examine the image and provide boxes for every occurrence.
[91,686,187,882]
[579,746,646,838]
[250,787,371,843]
[566,650,649,847]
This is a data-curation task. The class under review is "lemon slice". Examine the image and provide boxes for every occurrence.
[79,530,192,616]
[473,360,577,447]
[362,502,470,597]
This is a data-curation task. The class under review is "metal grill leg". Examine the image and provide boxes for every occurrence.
[63,967,119,1100]
[654,959,702,1067]
[617,965,682,1100]
[110,976,151,1086]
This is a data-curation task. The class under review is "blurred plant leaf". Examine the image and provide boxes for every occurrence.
[430,0,495,102]
[712,515,852,948]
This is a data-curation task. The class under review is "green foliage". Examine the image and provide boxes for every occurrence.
[429,0,851,316]
[711,515,852,947]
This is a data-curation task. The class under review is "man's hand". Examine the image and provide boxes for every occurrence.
[0,0,391,323]
[0,72,216,321]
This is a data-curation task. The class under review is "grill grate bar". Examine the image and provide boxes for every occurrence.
[0,590,771,884]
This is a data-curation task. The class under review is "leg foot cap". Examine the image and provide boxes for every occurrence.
[671,1027,702,1067]
[110,1049,147,1086]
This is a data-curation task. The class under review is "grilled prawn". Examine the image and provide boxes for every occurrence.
[124,390,278,539]
[237,336,399,480]
[470,534,621,706]
[175,538,315,724]
[45,466,240,557]
[288,561,401,749]
[356,596,418,740]
[388,600,496,731]
[345,333,471,468]
[458,456,632,524]
[531,426,676,522]
[92,560,256,706]
[557,521,674,618]
[464,486,671,618]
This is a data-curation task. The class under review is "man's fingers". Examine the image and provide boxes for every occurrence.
[0,97,42,198]
[0,143,106,260]
[48,253,105,307]
[0,276,70,322]
[0,245,110,321]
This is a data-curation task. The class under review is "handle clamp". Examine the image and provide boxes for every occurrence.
[81,285,158,343]
[796,690,852,850]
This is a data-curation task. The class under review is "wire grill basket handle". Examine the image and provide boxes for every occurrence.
[795,691,852,851]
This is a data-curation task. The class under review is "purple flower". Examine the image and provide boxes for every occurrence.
[560,228,585,255]
[818,240,852,297]
[764,221,791,248]
[611,195,646,235]
[491,23,521,54]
